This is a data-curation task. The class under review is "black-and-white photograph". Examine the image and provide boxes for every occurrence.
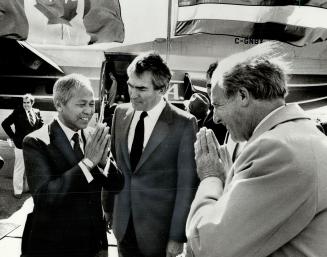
[1,1,327,257]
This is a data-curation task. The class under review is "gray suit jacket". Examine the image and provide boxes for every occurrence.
[107,102,198,256]
[186,104,327,257]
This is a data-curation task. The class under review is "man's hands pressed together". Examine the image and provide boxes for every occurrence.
[194,127,229,183]
[84,123,111,169]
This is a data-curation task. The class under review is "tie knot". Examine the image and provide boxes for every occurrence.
[140,111,147,120]
[72,133,80,144]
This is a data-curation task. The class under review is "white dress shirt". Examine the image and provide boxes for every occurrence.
[128,98,166,153]
[56,118,94,183]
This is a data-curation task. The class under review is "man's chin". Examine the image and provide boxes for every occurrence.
[229,132,240,142]
[131,102,143,111]
[77,121,90,129]
[230,133,246,143]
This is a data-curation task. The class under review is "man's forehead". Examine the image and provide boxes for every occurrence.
[210,65,225,89]
[211,77,224,93]
[128,71,153,87]
[211,82,229,105]
[71,86,94,98]
[212,83,224,96]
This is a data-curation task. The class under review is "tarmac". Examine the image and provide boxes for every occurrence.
[0,198,119,257]
[0,139,119,257]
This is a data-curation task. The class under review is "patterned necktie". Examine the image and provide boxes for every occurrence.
[130,111,148,171]
[28,110,35,126]
[72,133,84,161]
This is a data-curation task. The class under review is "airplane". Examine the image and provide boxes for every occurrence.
[1,34,327,138]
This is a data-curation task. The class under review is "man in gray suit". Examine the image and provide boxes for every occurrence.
[104,52,198,257]
[186,43,327,257]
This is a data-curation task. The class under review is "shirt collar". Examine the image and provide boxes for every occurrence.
[56,117,81,141]
[25,109,32,114]
[253,104,285,134]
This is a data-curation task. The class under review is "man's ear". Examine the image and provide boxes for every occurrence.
[54,101,63,112]
[237,87,250,107]
[159,86,168,95]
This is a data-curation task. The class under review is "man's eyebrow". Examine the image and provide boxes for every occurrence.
[127,83,147,90]
[77,99,93,103]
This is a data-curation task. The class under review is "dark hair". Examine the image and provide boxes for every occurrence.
[206,61,218,79]
[127,52,172,91]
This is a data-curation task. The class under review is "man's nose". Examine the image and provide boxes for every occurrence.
[213,109,222,124]
[129,87,138,98]
[84,106,93,115]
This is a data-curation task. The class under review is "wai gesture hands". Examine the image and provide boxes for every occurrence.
[84,123,111,168]
[194,127,232,183]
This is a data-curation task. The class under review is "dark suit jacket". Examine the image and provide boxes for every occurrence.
[105,102,198,257]
[1,107,43,149]
[203,108,227,145]
[21,120,124,257]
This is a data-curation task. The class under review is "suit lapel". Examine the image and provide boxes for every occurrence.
[121,107,135,171]
[49,120,79,167]
[134,103,172,173]
[23,109,31,126]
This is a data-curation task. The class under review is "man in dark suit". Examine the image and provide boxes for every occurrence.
[21,74,124,257]
[2,94,43,198]
[104,53,198,257]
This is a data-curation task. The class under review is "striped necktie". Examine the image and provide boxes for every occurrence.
[28,110,35,126]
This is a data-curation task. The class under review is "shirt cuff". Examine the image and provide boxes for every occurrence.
[200,177,224,194]
[78,161,94,183]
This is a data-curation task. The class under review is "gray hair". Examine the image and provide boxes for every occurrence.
[212,42,289,100]
[53,74,92,105]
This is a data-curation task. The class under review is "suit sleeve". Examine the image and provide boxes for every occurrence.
[169,116,199,242]
[23,135,123,209]
[186,137,317,257]
[23,136,89,209]
[1,110,16,139]
[102,106,120,213]
[34,110,44,129]
[92,157,124,193]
